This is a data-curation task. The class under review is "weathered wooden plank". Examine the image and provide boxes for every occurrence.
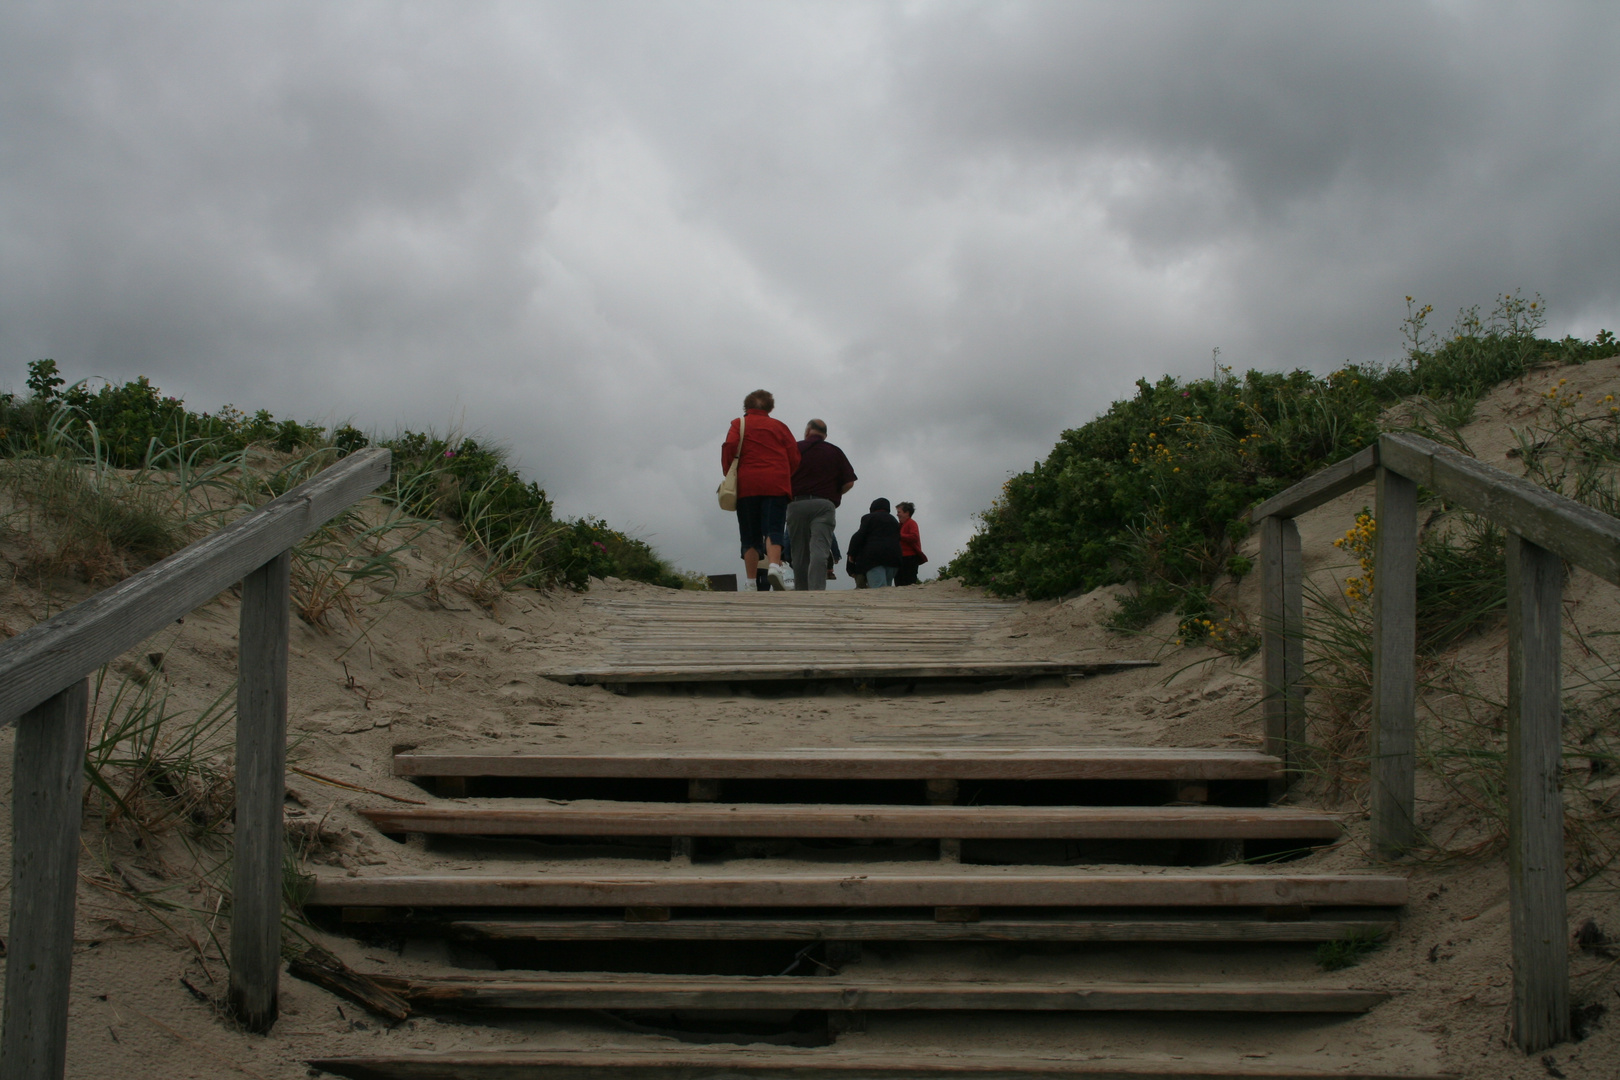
[0,448,390,726]
[229,550,291,1033]
[1281,518,1306,780]
[449,916,1397,943]
[0,680,90,1080]
[392,747,1283,782]
[1505,534,1570,1052]
[1259,516,1288,768]
[306,871,1408,909]
[1380,431,1620,586]
[542,660,1156,685]
[1370,466,1418,859]
[1248,444,1378,523]
[307,1049,1454,1080]
[359,803,1344,840]
[377,973,1388,1013]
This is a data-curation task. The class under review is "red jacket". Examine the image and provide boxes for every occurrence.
[721,410,800,498]
[900,517,923,558]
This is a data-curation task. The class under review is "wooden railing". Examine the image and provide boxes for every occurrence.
[0,448,391,1080]
[1252,431,1620,1053]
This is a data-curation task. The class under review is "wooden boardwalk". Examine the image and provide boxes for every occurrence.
[539,590,1152,687]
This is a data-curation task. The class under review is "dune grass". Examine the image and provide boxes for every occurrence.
[1296,376,1620,886]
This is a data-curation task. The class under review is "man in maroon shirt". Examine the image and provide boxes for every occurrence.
[787,418,857,591]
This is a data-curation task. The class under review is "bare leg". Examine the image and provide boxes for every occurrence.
[744,548,761,579]
[767,541,783,567]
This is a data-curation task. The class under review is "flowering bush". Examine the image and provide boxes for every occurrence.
[1333,513,1377,610]
[943,294,1616,635]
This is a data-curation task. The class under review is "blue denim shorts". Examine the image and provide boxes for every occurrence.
[736,494,789,557]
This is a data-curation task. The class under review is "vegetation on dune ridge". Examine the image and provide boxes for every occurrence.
[0,360,701,956]
[1,359,694,593]
[941,294,1618,639]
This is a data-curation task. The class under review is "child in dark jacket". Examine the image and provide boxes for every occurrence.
[847,498,903,588]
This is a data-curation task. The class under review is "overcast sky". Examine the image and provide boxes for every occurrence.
[3,2,1617,580]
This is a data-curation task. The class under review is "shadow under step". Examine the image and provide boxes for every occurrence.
[368,972,1388,1014]
[392,747,1282,783]
[360,803,1342,841]
[308,1050,1451,1080]
[446,912,1398,943]
[307,871,1407,910]
[539,660,1157,688]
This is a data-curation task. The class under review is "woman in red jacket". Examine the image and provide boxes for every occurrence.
[721,389,801,591]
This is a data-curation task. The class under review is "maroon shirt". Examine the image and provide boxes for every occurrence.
[791,434,857,506]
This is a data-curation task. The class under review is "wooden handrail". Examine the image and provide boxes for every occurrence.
[0,447,391,726]
[1379,432,1620,586]
[0,446,391,1080]
[1248,443,1379,523]
[1250,430,1590,1053]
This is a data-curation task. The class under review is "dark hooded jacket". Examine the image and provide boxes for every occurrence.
[847,498,903,573]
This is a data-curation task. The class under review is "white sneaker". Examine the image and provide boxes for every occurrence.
[767,563,787,591]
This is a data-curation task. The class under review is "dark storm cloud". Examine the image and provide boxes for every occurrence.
[2,2,1617,577]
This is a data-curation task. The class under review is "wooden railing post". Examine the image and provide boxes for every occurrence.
[1260,516,1306,784]
[1260,516,1287,768]
[1,678,90,1080]
[1370,466,1418,858]
[1281,518,1306,780]
[229,549,291,1032]
[1506,533,1570,1051]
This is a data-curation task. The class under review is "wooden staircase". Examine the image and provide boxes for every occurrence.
[307,592,1424,1080]
[306,746,1417,1080]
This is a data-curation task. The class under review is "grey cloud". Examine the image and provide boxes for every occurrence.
[2,1,1617,578]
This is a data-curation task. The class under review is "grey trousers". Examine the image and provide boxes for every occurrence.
[786,498,837,591]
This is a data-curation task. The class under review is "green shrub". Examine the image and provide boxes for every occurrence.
[5,361,693,594]
[949,295,1617,626]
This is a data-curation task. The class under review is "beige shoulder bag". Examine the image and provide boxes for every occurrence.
[717,414,746,511]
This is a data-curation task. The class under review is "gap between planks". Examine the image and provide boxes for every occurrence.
[306,1050,1452,1080]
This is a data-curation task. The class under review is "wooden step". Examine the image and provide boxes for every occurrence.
[393,747,1281,782]
[306,871,1407,910]
[360,803,1343,840]
[448,914,1396,943]
[308,1049,1452,1080]
[541,660,1156,686]
[369,971,1389,1013]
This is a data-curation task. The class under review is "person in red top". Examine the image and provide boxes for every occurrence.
[896,501,927,586]
[721,389,801,591]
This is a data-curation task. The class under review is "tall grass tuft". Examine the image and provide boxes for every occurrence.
[0,406,234,584]
[84,665,236,838]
